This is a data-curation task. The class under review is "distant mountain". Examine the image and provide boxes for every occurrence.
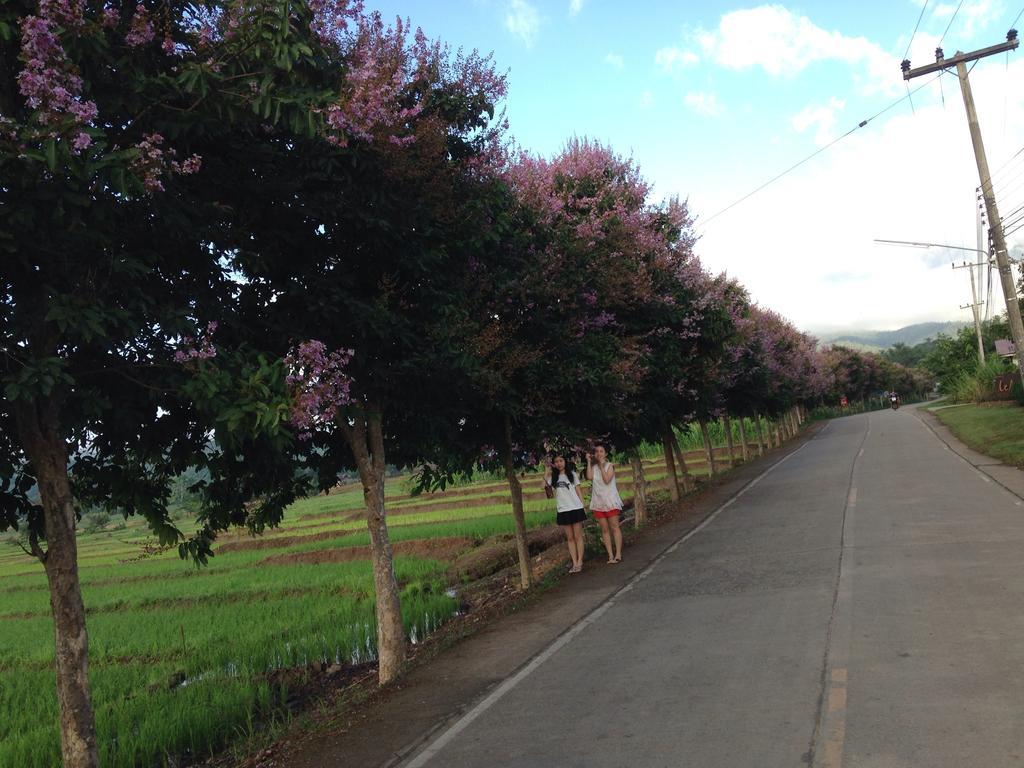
[815,321,967,351]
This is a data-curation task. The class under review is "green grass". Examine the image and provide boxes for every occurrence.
[933,401,1024,466]
[0,556,455,768]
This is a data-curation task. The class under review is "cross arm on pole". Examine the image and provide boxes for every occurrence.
[902,33,1018,80]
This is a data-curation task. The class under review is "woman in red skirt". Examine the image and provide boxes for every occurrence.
[586,443,623,563]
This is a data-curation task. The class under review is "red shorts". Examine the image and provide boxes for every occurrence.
[592,508,620,520]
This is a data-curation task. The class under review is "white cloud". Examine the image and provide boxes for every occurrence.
[639,90,655,109]
[569,0,584,15]
[655,46,700,71]
[604,52,624,69]
[791,97,846,145]
[695,5,899,94]
[505,0,541,47]
[930,0,1003,39]
[686,57,1024,330]
[684,90,723,117]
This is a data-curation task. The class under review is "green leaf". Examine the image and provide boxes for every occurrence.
[44,139,57,171]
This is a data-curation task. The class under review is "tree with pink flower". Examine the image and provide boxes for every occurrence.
[1,0,450,763]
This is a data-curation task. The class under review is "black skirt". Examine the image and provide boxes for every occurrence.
[556,507,587,526]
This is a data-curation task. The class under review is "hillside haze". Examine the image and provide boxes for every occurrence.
[814,321,966,351]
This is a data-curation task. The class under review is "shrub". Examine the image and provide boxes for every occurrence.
[82,511,112,535]
[946,358,1014,403]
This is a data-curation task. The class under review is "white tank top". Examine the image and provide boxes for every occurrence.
[590,462,623,512]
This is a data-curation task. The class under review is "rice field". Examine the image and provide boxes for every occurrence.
[0,423,768,767]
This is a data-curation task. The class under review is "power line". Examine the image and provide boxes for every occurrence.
[987,167,1024,210]
[905,0,932,61]
[1012,4,1024,29]
[1001,203,1024,234]
[938,0,965,48]
[699,73,942,230]
[989,144,1024,181]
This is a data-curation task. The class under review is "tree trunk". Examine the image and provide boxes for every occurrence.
[661,425,681,502]
[14,399,99,768]
[721,415,736,466]
[774,420,783,446]
[342,409,406,685]
[754,413,766,456]
[502,415,532,590]
[630,455,648,526]
[670,430,694,492]
[699,420,717,476]
[738,417,750,462]
[790,408,799,435]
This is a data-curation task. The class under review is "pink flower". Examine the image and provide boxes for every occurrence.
[173,322,218,365]
[100,6,119,28]
[125,4,154,47]
[16,3,98,153]
[285,341,356,437]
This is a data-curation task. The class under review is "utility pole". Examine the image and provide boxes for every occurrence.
[952,260,985,363]
[903,30,1024,373]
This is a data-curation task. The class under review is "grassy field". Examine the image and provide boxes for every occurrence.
[933,401,1024,466]
[0,421,773,767]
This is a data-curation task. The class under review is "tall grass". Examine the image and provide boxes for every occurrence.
[945,358,1015,403]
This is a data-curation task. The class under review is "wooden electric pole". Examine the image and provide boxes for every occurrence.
[903,31,1024,373]
[953,260,986,363]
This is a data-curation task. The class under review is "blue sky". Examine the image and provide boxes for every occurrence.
[369,1,1024,332]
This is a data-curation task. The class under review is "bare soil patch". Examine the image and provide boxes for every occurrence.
[217,528,357,555]
[260,536,475,567]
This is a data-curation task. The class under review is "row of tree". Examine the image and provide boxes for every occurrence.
[0,1,931,765]
[820,345,934,403]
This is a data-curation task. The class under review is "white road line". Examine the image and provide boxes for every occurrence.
[402,439,816,768]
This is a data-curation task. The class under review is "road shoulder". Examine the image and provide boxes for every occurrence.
[912,404,1024,501]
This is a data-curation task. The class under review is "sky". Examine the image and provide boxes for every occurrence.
[367,0,1024,333]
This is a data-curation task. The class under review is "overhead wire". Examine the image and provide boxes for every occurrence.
[938,0,965,48]
[1001,204,1024,235]
[904,0,931,61]
[698,73,943,230]
[979,145,1024,197]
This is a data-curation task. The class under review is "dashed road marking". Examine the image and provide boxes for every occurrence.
[821,667,849,768]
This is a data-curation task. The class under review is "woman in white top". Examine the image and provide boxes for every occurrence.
[586,442,623,563]
[545,453,587,574]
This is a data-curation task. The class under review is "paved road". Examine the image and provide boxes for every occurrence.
[402,408,1024,768]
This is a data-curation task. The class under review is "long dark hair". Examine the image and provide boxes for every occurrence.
[550,454,578,485]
